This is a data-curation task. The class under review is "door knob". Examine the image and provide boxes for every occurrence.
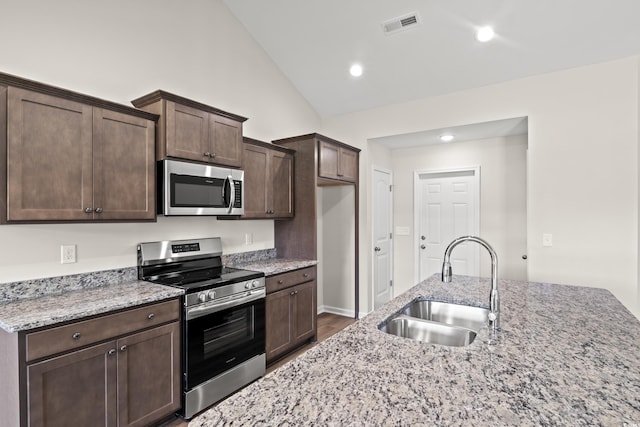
[522,255,528,260]
[374,246,381,252]
[420,244,426,249]
[421,235,426,241]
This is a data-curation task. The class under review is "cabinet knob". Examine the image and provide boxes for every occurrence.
[204,152,211,157]
[290,291,295,296]
[95,207,103,213]
[120,345,127,352]
[211,153,216,158]
[303,273,309,278]
[84,207,93,213]
[72,332,81,340]
[108,349,116,356]
[278,280,284,284]
[147,313,155,320]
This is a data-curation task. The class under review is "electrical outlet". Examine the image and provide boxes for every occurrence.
[245,233,253,245]
[61,244,76,264]
[542,233,553,247]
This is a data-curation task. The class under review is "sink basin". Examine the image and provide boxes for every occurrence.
[380,315,477,347]
[379,300,489,347]
[401,300,489,331]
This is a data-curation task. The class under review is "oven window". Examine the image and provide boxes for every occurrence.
[185,298,265,389]
[171,174,225,208]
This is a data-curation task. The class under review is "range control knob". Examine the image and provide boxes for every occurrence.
[198,293,207,303]
[245,282,252,289]
[208,290,216,300]
[252,280,260,288]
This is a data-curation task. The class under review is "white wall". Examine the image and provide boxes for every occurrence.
[323,56,640,318]
[388,134,528,296]
[0,0,321,283]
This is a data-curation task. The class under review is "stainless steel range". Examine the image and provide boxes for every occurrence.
[137,237,265,419]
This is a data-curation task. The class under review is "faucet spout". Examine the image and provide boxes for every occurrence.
[441,236,500,331]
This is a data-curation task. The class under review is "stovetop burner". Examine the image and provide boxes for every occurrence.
[137,237,265,295]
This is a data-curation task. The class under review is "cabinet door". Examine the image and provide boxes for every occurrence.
[318,140,340,181]
[338,147,358,182]
[27,341,117,427]
[209,113,243,167]
[117,322,181,427]
[165,100,209,162]
[7,87,93,221]
[243,143,270,218]
[265,288,293,362]
[93,109,155,220]
[271,150,294,218]
[292,281,317,344]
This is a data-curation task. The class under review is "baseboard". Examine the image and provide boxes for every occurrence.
[318,305,369,319]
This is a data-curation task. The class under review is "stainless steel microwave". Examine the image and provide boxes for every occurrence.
[158,159,244,216]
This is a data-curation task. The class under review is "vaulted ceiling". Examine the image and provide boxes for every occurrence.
[225,0,640,118]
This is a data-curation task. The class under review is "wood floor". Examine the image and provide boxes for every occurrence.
[159,312,355,427]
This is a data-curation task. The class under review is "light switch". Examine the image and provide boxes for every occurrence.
[395,226,410,236]
[542,233,553,247]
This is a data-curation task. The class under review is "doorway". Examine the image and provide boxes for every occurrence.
[414,167,480,282]
[372,167,393,309]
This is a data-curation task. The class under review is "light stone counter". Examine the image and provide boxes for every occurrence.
[229,258,318,276]
[0,275,183,333]
[191,274,640,425]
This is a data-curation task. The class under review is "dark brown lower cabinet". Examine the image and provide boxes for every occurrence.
[27,321,180,427]
[0,299,181,427]
[266,268,317,364]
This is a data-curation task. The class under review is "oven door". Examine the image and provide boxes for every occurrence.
[184,293,265,390]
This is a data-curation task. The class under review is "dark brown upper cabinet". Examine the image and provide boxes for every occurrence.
[0,73,158,223]
[242,138,294,219]
[318,139,358,183]
[132,90,247,168]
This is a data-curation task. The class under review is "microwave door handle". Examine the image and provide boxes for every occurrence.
[227,176,235,213]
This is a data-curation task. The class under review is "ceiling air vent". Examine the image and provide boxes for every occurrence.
[382,12,421,35]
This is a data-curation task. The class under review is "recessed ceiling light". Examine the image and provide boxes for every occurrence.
[440,134,454,142]
[476,26,495,42]
[350,64,363,77]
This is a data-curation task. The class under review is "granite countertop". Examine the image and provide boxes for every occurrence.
[191,274,640,425]
[0,281,184,333]
[229,258,318,276]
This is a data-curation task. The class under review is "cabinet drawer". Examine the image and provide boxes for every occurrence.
[266,266,316,294]
[26,299,180,362]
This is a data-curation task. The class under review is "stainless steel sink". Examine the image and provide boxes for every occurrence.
[401,300,489,331]
[380,315,478,347]
[379,300,489,347]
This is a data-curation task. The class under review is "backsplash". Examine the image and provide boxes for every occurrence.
[0,268,138,303]
[0,249,277,303]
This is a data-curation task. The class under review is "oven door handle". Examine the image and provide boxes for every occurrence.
[186,289,265,320]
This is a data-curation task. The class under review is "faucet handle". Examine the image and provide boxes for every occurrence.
[488,312,497,322]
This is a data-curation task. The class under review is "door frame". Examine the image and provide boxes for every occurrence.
[413,166,480,283]
[371,165,394,310]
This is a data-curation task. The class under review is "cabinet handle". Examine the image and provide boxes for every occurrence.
[95,207,103,213]
[120,345,127,352]
[148,313,155,320]
[303,273,309,278]
[84,207,93,213]
[72,332,81,340]
[108,349,116,356]
[278,280,284,284]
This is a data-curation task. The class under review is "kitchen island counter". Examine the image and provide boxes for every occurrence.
[191,274,640,425]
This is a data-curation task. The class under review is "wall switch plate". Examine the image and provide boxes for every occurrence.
[395,226,410,236]
[61,244,76,264]
[542,233,553,247]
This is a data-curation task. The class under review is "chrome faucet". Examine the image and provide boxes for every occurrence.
[441,236,500,331]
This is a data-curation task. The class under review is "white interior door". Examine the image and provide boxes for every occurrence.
[416,169,479,282]
[372,168,392,309]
